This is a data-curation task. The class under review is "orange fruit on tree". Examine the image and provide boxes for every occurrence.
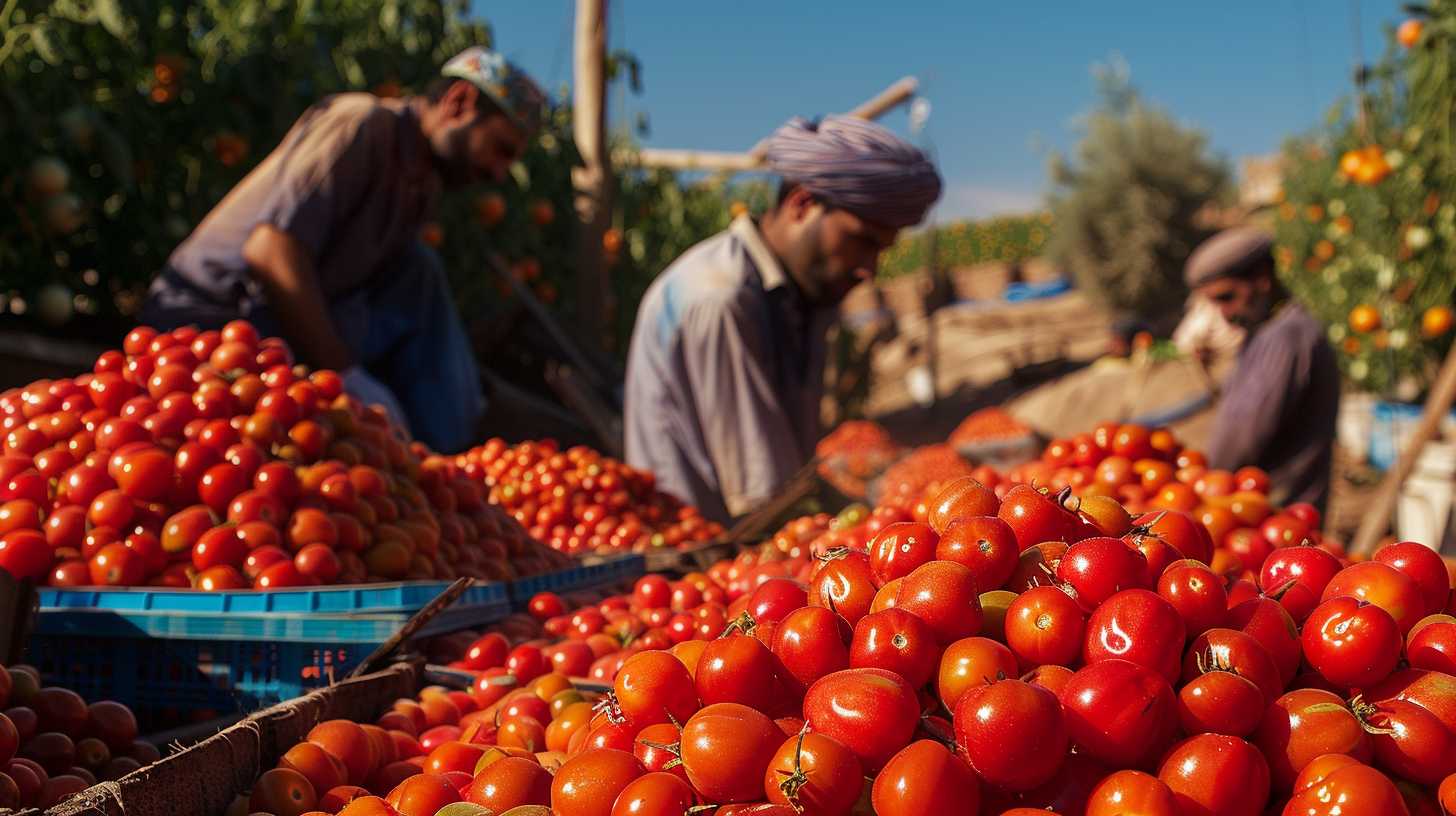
[1398,19,1424,48]
[1349,304,1381,334]
[1423,305,1454,338]
[1339,150,1364,178]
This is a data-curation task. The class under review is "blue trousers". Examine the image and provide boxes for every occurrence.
[141,242,485,453]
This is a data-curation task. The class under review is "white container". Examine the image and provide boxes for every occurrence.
[1397,441,1456,553]
[1337,392,1375,463]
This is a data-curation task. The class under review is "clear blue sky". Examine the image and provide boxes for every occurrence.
[476,1,1405,220]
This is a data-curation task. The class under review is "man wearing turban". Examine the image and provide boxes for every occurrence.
[1187,227,1340,510]
[624,115,942,523]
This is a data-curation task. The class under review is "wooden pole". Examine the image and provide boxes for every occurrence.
[572,0,612,347]
[1351,341,1456,555]
[635,76,920,172]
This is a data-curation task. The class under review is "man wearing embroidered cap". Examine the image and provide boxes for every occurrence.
[1188,227,1340,510]
[141,47,545,452]
[624,115,942,523]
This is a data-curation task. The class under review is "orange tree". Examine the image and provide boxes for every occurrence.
[877,213,1053,279]
[1274,2,1456,398]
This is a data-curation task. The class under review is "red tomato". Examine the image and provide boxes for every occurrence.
[1254,688,1374,792]
[761,731,863,816]
[0,530,50,581]
[1369,669,1456,737]
[1322,561,1425,634]
[802,668,919,773]
[1227,596,1302,687]
[745,578,808,625]
[1158,560,1229,637]
[892,560,983,645]
[1004,585,1086,670]
[608,772,695,816]
[1182,628,1283,705]
[1131,509,1213,565]
[1407,618,1456,674]
[934,515,1018,591]
[613,651,698,728]
[1006,540,1069,593]
[1260,544,1343,623]
[679,703,781,804]
[849,608,938,689]
[1375,541,1451,619]
[1083,589,1185,684]
[1059,659,1178,767]
[771,606,852,697]
[633,575,672,610]
[954,678,1067,792]
[550,748,644,816]
[867,522,938,586]
[1157,734,1269,816]
[807,550,876,625]
[1085,770,1178,816]
[192,526,247,571]
[1284,754,1410,816]
[1302,596,1402,689]
[527,592,565,622]
[998,484,1080,549]
[870,740,980,816]
[1364,697,1456,785]
[937,636,1017,711]
[88,542,143,585]
[695,634,778,710]
[926,477,999,535]
[1178,669,1264,738]
[1057,537,1149,612]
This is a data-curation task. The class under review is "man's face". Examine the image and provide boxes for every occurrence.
[791,205,898,306]
[1196,275,1271,329]
[429,86,528,187]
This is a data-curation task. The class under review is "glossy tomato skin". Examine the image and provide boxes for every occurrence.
[1283,754,1410,816]
[935,515,1018,591]
[1178,670,1264,737]
[926,477,999,535]
[1059,659,1178,768]
[1228,596,1303,688]
[867,522,938,587]
[1322,561,1425,635]
[1407,618,1456,674]
[870,740,980,816]
[679,703,783,804]
[802,668,919,773]
[848,609,938,689]
[892,560,983,645]
[807,551,875,625]
[1367,697,1456,785]
[1368,669,1456,737]
[954,678,1068,792]
[1085,769,1178,816]
[1301,596,1402,689]
[612,651,698,728]
[1254,688,1374,792]
[746,579,808,625]
[694,634,779,711]
[1157,561,1229,638]
[1182,628,1283,705]
[1374,541,1451,618]
[1057,537,1150,612]
[937,636,1017,711]
[998,484,1081,550]
[1260,545,1343,623]
[1157,734,1270,816]
[1004,585,1085,671]
[761,732,863,816]
[771,606,851,698]
[1132,510,1213,565]
[1084,589,1186,684]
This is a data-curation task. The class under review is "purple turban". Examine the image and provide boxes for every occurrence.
[762,115,942,229]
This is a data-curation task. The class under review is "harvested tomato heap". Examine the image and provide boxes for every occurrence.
[0,321,570,589]
[234,469,1456,816]
[815,420,901,499]
[453,439,723,555]
[0,663,150,810]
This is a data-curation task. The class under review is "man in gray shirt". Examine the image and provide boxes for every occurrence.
[1187,227,1341,511]
[141,48,543,453]
[624,116,941,523]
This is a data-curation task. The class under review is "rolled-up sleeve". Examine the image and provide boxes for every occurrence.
[255,103,389,258]
[680,297,803,517]
[1207,329,1300,471]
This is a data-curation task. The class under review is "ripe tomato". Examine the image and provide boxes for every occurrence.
[1157,734,1269,816]
[527,592,565,622]
[937,636,1017,711]
[255,560,307,589]
[870,740,980,816]
[893,560,983,645]
[295,544,342,584]
[1284,754,1410,816]
[609,772,695,816]
[1178,669,1264,737]
[849,608,938,688]
[633,575,672,609]
[549,748,644,816]
[762,731,862,816]
[192,526,247,571]
[465,756,551,810]
[249,767,317,816]
[1085,769,1178,816]
[1131,509,1213,565]
[613,651,698,728]
[1254,688,1373,791]
[802,668,919,773]
[1056,537,1151,613]
[679,703,781,804]
[1302,596,1402,689]
[1006,540,1068,593]
[1182,628,1283,705]
[384,774,459,816]
[935,515,1018,590]
[1260,544,1343,624]
[955,678,1067,792]
[197,463,249,514]
[926,477,999,535]
[745,578,808,625]
[1375,541,1451,618]
[88,542,143,585]
[998,484,1080,549]
[1059,659,1178,767]
[1369,669,1456,736]
[771,606,852,697]
[1407,617,1456,674]
[695,633,778,710]
[1158,560,1228,637]
[1364,697,1456,785]
[1084,589,1185,683]
[1004,585,1085,670]
[1228,596,1302,687]
[867,522,938,586]
[1322,562,1425,634]
[0,529,51,581]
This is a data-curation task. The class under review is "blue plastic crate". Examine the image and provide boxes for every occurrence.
[1370,401,1456,470]
[507,554,646,607]
[26,580,511,731]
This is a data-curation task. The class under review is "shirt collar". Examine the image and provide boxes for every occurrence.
[730,214,791,292]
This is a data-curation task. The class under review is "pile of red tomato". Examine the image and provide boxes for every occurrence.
[815,421,902,500]
[222,465,1456,816]
[453,439,723,556]
[0,663,151,810]
[0,321,570,590]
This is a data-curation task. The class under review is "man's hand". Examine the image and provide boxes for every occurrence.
[241,224,354,372]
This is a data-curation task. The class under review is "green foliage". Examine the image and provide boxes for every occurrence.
[1046,63,1231,319]
[1275,3,1456,398]
[877,213,1052,279]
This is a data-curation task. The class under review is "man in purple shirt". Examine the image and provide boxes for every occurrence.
[624,116,941,522]
[141,48,543,453]
[1188,227,1341,511]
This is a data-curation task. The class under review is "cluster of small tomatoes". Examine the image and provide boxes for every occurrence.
[814,421,901,500]
[0,663,151,810]
[453,439,723,556]
[0,320,572,590]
